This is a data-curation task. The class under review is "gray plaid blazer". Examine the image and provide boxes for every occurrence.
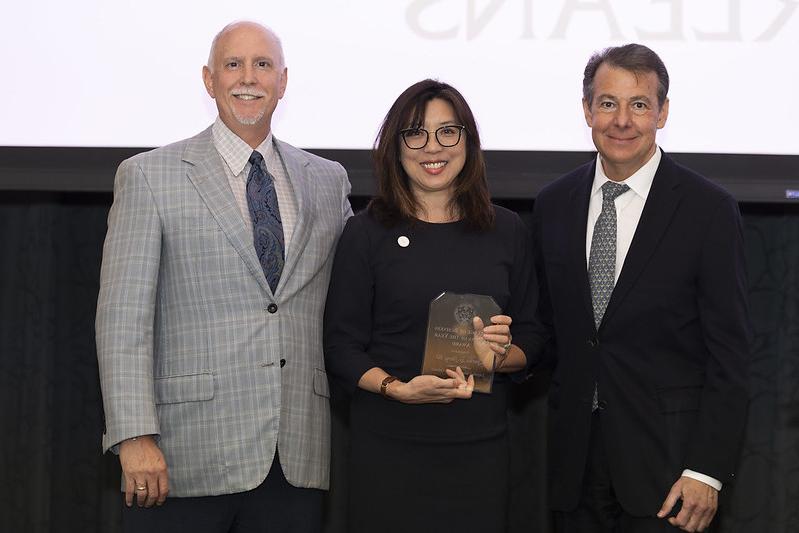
[96,126,352,496]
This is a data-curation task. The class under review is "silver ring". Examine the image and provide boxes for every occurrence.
[136,485,147,491]
[502,342,512,352]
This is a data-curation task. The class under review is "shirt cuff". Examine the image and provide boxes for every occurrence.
[682,469,722,491]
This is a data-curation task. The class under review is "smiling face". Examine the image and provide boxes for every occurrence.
[583,63,669,181]
[202,22,287,147]
[400,98,467,204]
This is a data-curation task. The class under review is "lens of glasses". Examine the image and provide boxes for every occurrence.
[435,126,463,147]
[401,129,428,149]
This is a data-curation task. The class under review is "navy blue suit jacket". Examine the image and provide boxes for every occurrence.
[532,152,750,515]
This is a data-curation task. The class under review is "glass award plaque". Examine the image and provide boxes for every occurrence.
[421,292,502,394]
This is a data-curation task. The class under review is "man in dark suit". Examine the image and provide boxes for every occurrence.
[532,44,750,532]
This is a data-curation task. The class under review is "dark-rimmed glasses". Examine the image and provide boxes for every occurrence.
[400,125,465,149]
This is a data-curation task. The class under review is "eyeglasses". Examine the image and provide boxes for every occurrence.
[399,125,465,149]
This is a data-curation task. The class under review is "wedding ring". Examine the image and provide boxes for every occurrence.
[136,485,147,491]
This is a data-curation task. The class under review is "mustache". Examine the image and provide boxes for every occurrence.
[230,88,266,97]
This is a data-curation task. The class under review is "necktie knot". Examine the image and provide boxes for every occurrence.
[249,151,265,175]
[601,181,630,204]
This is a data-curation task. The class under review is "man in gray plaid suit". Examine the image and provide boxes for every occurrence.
[96,20,352,532]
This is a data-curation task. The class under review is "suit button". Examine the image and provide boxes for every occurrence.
[597,400,607,410]
[587,338,599,347]
[280,358,286,368]
[267,303,278,313]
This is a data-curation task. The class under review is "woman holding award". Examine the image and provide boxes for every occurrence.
[324,79,545,532]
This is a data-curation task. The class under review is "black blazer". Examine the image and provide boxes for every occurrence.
[532,152,750,516]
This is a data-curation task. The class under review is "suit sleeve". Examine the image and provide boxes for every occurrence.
[336,161,354,222]
[520,196,557,378]
[505,213,551,380]
[688,193,750,481]
[95,159,162,453]
[323,215,379,393]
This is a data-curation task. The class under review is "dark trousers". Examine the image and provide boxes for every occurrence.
[122,450,323,533]
[554,412,695,533]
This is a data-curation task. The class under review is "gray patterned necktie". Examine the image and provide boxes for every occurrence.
[588,181,630,328]
[589,181,629,411]
[246,151,284,293]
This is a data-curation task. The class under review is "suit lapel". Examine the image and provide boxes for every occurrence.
[274,139,313,294]
[182,128,272,296]
[570,161,596,325]
[602,153,683,326]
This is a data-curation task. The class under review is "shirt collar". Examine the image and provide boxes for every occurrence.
[212,117,274,177]
[591,146,661,201]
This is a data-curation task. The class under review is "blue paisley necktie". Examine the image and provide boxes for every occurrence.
[246,151,284,292]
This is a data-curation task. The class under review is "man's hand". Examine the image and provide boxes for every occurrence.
[119,435,169,508]
[657,476,718,532]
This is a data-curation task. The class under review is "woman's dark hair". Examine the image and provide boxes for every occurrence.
[369,79,494,230]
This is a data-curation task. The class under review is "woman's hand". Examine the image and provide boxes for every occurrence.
[386,366,474,404]
[472,315,513,371]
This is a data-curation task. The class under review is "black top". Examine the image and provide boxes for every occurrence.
[324,206,542,441]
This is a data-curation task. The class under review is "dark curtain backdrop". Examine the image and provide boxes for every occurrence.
[0,193,796,533]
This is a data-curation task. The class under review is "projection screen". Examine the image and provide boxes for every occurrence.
[0,0,797,155]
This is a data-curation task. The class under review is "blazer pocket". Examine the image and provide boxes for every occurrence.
[656,385,701,413]
[313,368,330,398]
[154,372,214,405]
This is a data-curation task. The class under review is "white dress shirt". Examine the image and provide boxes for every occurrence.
[212,117,298,250]
[585,146,722,492]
